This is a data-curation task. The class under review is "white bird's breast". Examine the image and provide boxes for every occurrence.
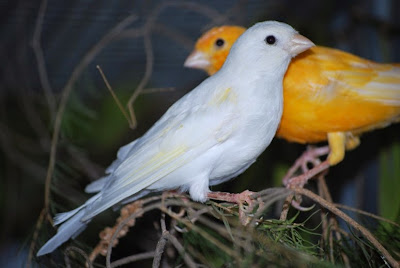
[208,80,284,184]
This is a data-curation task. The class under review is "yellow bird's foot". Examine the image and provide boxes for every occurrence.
[283,160,330,212]
[285,160,330,188]
[327,132,346,165]
[345,134,360,151]
[283,145,330,186]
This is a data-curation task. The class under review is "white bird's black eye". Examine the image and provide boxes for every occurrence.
[215,38,225,47]
[265,35,276,45]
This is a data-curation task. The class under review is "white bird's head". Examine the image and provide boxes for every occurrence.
[220,21,314,77]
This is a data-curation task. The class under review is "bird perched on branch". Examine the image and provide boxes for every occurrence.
[184,25,400,186]
[37,21,314,256]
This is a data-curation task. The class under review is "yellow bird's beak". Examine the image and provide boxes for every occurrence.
[287,33,315,57]
[184,51,210,70]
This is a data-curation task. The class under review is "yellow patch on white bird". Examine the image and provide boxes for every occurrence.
[209,87,237,106]
[121,145,188,187]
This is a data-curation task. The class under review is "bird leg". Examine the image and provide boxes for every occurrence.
[283,145,330,186]
[285,160,331,188]
[284,132,354,194]
[282,146,331,210]
[286,168,330,211]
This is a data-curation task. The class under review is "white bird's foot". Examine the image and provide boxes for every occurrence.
[207,190,254,205]
[207,190,262,225]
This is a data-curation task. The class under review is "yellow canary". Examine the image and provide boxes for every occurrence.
[185,26,400,170]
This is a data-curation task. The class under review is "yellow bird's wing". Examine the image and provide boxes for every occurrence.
[282,46,400,138]
[319,47,400,106]
[298,46,400,104]
[319,47,400,132]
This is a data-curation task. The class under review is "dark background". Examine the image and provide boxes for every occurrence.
[0,0,399,266]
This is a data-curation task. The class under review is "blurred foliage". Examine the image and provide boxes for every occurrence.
[379,141,400,225]
[61,83,133,151]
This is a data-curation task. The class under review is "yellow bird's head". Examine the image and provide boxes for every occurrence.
[184,26,246,75]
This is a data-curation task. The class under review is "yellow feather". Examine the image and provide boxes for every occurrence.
[209,87,237,105]
[121,145,188,188]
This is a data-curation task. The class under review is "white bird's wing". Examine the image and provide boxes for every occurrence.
[85,139,140,193]
[85,88,205,194]
[105,139,140,174]
[82,86,239,221]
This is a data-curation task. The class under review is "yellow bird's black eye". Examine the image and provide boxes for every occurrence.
[265,35,276,45]
[215,38,225,48]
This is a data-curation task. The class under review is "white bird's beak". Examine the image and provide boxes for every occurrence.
[184,51,210,70]
[287,33,315,57]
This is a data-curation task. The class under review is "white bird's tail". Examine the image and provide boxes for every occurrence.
[36,194,100,256]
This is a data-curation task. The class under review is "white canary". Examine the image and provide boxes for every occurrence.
[37,21,314,256]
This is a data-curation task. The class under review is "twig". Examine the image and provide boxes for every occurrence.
[329,224,334,263]
[127,32,153,129]
[317,174,351,267]
[96,65,133,127]
[279,194,294,221]
[106,202,163,267]
[153,23,194,51]
[330,217,351,268]
[152,213,170,268]
[89,200,144,262]
[317,175,331,256]
[26,208,46,268]
[209,201,238,216]
[293,187,399,268]
[334,203,400,227]
[90,196,168,263]
[31,0,56,119]
[115,27,145,39]
[168,234,197,268]
[188,207,212,224]
[110,251,155,268]
[142,87,175,94]
[64,246,92,268]
[317,172,332,202]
